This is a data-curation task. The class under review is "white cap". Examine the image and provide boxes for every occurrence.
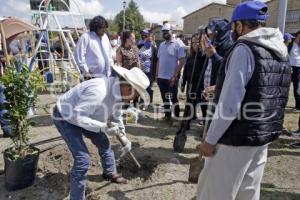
[162,23,172,31]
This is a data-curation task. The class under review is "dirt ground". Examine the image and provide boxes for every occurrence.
[0,84,300,200]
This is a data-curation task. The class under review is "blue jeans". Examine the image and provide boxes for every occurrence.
[53,107,116,200]
[157,78,180,118]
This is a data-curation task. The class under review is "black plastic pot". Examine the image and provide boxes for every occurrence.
[4,146,40,191]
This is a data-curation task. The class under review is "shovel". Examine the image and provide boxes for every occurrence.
[188,93,214,183]
[107,121,141,168]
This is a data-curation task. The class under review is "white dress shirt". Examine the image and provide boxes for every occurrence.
[56,77,124,133]
[75,32,113,77]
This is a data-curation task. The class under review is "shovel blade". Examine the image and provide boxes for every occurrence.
[188,156,204,183]
[173,132,187,153]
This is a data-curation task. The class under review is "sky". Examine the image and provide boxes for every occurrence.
[0,0,227,25]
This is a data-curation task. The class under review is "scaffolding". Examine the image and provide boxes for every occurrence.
[29,0,87,92]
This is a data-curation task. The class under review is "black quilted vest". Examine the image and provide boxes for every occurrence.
[214,40,291,146]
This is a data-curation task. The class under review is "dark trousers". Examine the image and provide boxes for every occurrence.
[292,66,300,108]
[157,78,180,118]
[134,72,153,107]
[199,98,208,119]
[146,72,154,103]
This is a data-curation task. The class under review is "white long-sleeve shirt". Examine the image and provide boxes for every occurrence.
[56,77,124,133]
[75,32,113,77]
[289,42,300,67]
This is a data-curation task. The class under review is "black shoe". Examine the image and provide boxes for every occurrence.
[2,133,10,138]
[290,142,300,148]
[291,130,300,137]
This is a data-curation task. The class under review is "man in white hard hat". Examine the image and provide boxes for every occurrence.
[52,65,150,200]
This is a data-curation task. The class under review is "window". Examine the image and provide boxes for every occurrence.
[30,0,70,11]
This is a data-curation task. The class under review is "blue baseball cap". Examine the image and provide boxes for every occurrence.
[207,18,230,34]
[284,33,295,41]
[231,1,268,23]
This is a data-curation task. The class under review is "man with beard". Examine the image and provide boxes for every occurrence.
[196,1,291,199]
[156,23,186,123]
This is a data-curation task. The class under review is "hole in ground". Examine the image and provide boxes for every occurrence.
[117,154,158,181]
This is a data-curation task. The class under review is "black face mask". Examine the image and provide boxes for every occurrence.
[163,32,171,41]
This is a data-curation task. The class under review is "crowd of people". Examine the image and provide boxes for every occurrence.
[1,0,300,200]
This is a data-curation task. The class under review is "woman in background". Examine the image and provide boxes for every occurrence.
[116,31,140,70]
[116,31,141,107]
[138,30,157,104]
[110,34,119,64]
[181,34,206,129]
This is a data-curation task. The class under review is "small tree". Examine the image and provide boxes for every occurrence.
[1,64,44,160]
[114,0,145,39]
[107,19,119,36]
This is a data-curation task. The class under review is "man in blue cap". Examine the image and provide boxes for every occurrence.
[196,1,291,199]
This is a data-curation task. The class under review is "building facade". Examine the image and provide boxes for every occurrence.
[267,0,300,33]
[183,0,300,36]
[182,3,234,36]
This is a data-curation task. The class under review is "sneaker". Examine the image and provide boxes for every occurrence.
[291,130,300,137]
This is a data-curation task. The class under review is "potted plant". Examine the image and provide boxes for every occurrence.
[0,63,44,191]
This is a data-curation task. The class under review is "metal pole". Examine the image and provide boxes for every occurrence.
[0,22,9,63]
[123,1,126,31]
[278,0,288,33]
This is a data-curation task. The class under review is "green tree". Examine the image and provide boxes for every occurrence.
[107,19,119,36]
[114,0,145,39]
